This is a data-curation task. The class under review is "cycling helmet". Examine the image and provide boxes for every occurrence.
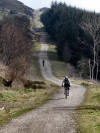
[65,76,68,79]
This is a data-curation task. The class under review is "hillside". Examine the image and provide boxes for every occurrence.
[39,7,49,12]
[0,0,33,16]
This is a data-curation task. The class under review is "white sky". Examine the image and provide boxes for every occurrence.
[19,0,100,12]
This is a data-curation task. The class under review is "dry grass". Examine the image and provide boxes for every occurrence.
[0,81,60,126]
[72,80,100,133]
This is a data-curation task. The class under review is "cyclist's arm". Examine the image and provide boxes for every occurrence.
[68,79,71,88]
[62,80,64,87]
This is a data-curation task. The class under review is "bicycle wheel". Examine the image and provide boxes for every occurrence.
[65,89,68,99]
[65,94,67,99]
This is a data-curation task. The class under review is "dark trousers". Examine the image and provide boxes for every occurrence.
[64,88,69,96]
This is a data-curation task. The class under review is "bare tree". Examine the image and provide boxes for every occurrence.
[0,16,33,83]
[89,59,92,80]
[80,13,100,80]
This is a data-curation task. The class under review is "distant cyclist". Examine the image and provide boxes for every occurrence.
[42,60,45,67]
[62,76,71,98]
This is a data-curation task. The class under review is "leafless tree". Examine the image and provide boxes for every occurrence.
[0,16,33,83]
[80,13,100,80]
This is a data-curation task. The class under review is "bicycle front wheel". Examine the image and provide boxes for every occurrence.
[64,89,68,99]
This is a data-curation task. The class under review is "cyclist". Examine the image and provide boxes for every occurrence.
[62,76,71,98]
[42,59,45,67]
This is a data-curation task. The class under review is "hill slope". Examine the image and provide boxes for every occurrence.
[0,0,33,16]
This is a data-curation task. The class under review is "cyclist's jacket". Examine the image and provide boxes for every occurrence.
[62,78,70,88]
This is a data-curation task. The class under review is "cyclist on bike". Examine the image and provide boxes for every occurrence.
[42,59,45,67]
[62,76,71,97]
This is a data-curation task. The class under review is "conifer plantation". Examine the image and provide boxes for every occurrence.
[41,2,100,80]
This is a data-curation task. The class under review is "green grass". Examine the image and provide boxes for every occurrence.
[74,80,100,133]
[0,81,60,126]
[30,42,42,80]
[33,42,41,52]
[48,44,69,79]
[48,44,78,79]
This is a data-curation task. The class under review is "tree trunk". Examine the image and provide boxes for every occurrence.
[92,41,96,80]
[89,59,92,80]
[96,61,99,81]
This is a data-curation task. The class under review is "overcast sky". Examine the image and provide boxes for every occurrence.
[19,0,100,13]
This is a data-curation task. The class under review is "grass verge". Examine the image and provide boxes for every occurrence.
[48,44,68,79]
[29,42,43,80]
[0,81,60,126]
[48,44,78,79]
[72,80,100,133]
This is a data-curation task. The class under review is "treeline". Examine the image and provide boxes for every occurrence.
[41,2,100,80]
[0,15,33,87]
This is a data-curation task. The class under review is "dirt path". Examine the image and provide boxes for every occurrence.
[0,31,86,133]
